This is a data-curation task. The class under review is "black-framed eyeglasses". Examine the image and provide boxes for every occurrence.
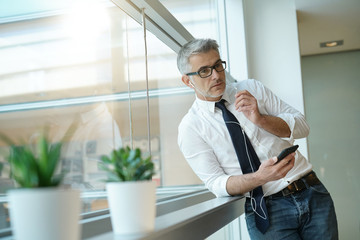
[186,61,226,78]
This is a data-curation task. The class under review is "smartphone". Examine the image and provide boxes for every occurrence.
[277,145,299,162]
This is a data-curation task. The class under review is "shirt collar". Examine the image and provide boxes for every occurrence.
[195,84,236,113]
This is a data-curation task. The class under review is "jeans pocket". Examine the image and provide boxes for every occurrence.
[244,200,254,217]
[245,201,251,212]
[310,182,330,195]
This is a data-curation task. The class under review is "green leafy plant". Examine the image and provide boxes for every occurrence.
[1,134,64,188]
[99,146,155,182]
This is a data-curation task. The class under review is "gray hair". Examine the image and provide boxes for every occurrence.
[177,38,219,75]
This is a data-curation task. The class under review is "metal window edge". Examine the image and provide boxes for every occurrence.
[82,191,244,239]
[143,196,245,240]
[0,87,193,113]
[112,0,194,52]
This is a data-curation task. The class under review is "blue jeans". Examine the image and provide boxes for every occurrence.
[245,182,338,240]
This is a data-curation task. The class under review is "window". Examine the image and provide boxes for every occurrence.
[0,0,221,232]
[0,2,135,194]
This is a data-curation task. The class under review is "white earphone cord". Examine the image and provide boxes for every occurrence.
[226,121,269,220]
[193,82,269,220]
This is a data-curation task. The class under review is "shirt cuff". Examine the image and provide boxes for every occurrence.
[208,175,232,197]
[277,112,295,141]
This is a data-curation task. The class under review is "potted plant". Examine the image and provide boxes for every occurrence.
[99,146,156,235]
[0,133,81,240]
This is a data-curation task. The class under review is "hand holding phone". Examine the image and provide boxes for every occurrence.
[277,145,299,162]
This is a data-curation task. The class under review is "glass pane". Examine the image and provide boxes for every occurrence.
[0,3,117,105]
[0,0,146,230]
[160,0,219,40]
[151,0,219,186]
[0,1,222,234]
[0,1,136,189]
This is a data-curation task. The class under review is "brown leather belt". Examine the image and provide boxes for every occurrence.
[270,171,321,198]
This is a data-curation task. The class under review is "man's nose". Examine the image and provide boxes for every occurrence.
[210,68,220,80]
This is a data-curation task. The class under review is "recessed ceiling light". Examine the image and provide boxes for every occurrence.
[320,40,343,48]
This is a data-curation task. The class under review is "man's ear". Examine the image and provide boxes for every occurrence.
[182,75,194,89]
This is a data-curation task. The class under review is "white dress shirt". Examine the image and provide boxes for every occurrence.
[178,79,312,197]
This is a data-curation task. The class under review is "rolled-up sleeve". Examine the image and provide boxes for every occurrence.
[251,79,310,141]
[178,118,231,197]
[277,112,310,140]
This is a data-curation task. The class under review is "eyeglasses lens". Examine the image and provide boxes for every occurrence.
[199,62,226,78]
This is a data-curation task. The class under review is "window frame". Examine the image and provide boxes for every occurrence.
[0,0,249,238]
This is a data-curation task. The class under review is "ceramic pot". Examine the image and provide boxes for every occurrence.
[8,187,81,240]
[106,181,156,235]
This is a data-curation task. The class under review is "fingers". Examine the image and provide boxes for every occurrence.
[236,100,254,112]
[235,90,257,111]
[282,152,296,165]
[272,153,295,168]
[276,153,295,175]
[263,156,277,167]
[235,90,249,98]
[264,152,295,180]
[258,155,294,183]
[274,152,296,165]
[235,90,253,103]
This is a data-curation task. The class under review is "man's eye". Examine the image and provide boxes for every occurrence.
[215,62,223,70]
[199,68,210,75]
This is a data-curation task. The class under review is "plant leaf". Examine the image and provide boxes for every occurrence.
[1,130,66,188]
[99,146,155,182]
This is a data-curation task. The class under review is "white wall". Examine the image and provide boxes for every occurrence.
[302,50,360,239]
[242,0,308,157]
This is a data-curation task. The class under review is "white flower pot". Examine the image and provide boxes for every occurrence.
[8,188,81,240]
[106,181,156,235]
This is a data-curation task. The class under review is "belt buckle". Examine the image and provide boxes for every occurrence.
[293,181,301,191]
[284,180,304,196]
[293,180,306,192]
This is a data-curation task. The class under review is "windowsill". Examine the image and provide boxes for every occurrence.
[83,188,245,240]
[0,186,245,239]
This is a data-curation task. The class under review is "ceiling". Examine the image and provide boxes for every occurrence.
[295,0,360,56]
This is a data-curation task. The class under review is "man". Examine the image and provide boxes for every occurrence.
[177,38,338,239]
